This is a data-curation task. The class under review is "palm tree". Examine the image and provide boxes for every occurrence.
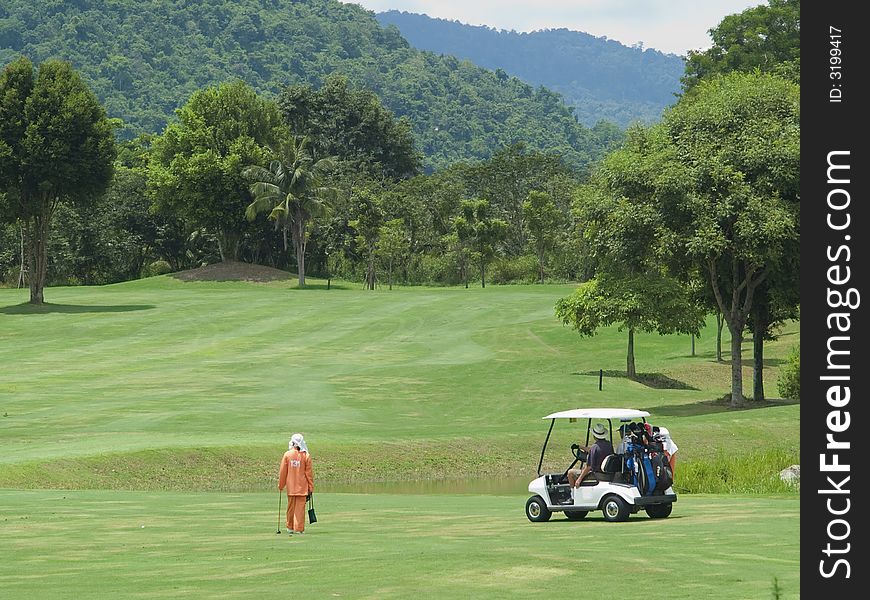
[244,134,335,286]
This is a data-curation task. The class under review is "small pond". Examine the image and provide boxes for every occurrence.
[318,476,532,495]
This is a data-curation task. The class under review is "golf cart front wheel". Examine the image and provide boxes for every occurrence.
[564,510,588,521]
[525,495,552,522]
[601,495,630,522]
[646,503,673,519]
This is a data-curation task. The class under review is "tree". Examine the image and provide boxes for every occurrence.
[349,189,384,290]
[279,74,421,181]
[443,230,471,288]
[748,261,800,400]
[573,71,798,403]
[376,218,409,290]
[567,137,708,378]
[643,73,798,405]
[244,133,336,287]
[681,1,801,401]
[464,143,574,256]
[148,80,280,263]
[555,274,705,379]
[454,199,507,289]
[523,190,563,283]
[0,57,116,304]
[682,0,800,90]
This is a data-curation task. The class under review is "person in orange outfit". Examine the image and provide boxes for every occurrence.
[278,433,314,534]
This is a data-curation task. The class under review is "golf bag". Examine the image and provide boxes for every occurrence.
[649,451,673,492]
[625,437,672,496]
[307,494,317,524]
[631,450,657,495]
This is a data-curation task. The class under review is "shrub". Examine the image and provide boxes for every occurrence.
[143,260,172,278]
[777,345,800,400]
[406,254,461,286]
[488,255,538,284]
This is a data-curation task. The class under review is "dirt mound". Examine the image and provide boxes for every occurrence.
[170,261,293,283]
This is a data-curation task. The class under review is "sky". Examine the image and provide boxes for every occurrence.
[343,0,763,56]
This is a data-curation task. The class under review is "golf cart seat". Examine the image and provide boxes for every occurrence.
[600,453,624,474]
[597,454,628,484]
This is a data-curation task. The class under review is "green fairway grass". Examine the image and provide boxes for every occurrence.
[0,490,799,600]
[0,276,798,490]
[1,276,799,597]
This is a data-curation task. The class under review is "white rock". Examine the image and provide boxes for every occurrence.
[780,464,800,485]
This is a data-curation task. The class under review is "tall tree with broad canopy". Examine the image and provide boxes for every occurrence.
[682,0,800,90]
[669,72,798,405]
[244,133,336,287]
[561,167,705,379]
[279,74,421,181]
[599,73,798,404]
[556,274,705,379]
[0,57,116,304]
[148,80,281,263]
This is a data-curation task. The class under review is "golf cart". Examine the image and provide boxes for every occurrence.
[525,408,676,523]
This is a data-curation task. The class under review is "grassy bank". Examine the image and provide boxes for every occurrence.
[0,443,798,495]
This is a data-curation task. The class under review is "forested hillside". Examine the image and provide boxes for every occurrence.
[0,0,621,172]
[376,10,685,128]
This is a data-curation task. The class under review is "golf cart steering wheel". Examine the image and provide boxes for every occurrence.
[562,444,588,482]
[571,443,588,463]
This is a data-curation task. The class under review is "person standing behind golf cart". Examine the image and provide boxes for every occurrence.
[278,433,314,534]
[567,423,614,488]
[657,427,678,478]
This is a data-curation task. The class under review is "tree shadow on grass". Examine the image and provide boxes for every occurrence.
[290,283,353,291]
[667,351,786,368]
[648,397,800,417]
[0,303,156,315]
[575,370,699,390]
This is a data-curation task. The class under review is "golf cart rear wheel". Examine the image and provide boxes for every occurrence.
[646,503,673,519]
[564,510,588,521]
[525,495,552,522]
[601,495,630,522]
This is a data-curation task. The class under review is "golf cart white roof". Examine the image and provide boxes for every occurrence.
[542,408,650,420]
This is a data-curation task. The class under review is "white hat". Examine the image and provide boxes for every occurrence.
[592,423,608,439]
[657,427,670,439]
[289,433,308,453]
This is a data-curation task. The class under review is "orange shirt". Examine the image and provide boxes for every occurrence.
[279,448,314,496]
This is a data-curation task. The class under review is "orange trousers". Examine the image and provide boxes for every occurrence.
[286,495,307,532]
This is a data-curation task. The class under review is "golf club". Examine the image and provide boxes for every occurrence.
[276,490,282,534]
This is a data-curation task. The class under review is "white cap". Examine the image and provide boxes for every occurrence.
[289,433,308,453]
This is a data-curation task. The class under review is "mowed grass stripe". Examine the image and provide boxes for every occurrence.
[0,490,798,600]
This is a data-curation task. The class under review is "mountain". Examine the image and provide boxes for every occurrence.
[376,10,685,128]
[0,0,622,173]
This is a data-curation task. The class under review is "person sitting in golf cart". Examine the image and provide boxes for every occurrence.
[615,424,630,454]
[567,422,614,488]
